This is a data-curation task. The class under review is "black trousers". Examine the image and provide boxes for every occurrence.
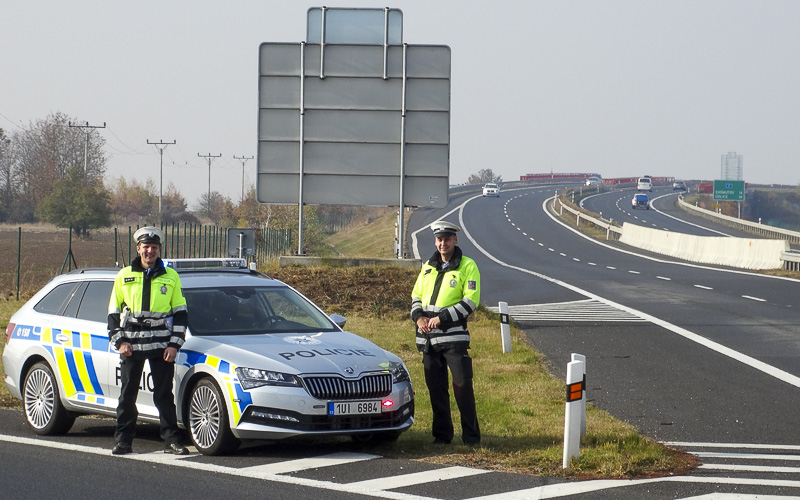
[423,347,480,444]
[115,353,181,445]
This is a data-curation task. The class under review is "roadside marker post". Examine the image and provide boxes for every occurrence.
[498,301,512,353]
[571,353,587,437]
[563,356,586,468]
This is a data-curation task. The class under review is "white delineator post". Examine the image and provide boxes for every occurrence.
[498,302,512,353]
[571,353,587,437]
[563,356,586,469]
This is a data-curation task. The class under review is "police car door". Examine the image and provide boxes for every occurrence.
[50,280,117,413]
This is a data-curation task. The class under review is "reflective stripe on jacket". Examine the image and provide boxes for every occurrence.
[411,246,480,352]
[108,256,188,354]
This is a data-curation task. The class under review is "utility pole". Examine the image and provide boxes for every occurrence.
[68,121,106,177]
[233,155,254,202]
[147,139,176,219]
[197,153,222,218]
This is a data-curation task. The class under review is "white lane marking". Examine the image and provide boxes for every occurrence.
[649,192,733,236]
[606,266,616,270]
[657,276,671,280]
[573,258,580,262]
[469,476,800,499]
[682,494,790,499]
[240,452,379,474]
[664,442,800,451]
[452,198,800,389]
[694,285,713,290]
[348,466,490,490]
[588,262,596,266]
[490,300,647,323]
[0,434,433,500]
[700,463,800,473]
[695,452,800,461]
[743,295,767,302]
[628,270,640,274]
[559,252,566,257]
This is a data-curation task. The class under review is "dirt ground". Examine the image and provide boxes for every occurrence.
[269,265,418,317]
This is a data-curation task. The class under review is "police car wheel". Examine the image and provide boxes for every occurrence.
[187,378,240,455]
[23,362,75,435]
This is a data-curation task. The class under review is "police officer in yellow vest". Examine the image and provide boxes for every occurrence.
[107,226,189,455]
[411,221,481,446]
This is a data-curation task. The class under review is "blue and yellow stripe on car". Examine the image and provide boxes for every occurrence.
[41,327,105,399]
[181,351,252,426]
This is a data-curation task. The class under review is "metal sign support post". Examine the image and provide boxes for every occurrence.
[398,43,408,258]
[297,42,307,255]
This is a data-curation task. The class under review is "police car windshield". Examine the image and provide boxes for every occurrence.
[184,286,337,335]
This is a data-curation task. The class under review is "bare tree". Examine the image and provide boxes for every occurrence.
[108,177,158,224]
[0,128,12,221]
[12,112,106,221]
[467,168,502,185]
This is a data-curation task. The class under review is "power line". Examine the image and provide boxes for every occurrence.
[233,155,254,202]
[148,139,176,218]
[68,121,106,177]
[197,153,222,214]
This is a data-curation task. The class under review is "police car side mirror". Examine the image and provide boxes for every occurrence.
[329,314,347,329]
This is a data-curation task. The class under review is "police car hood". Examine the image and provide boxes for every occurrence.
[185,330,396,374]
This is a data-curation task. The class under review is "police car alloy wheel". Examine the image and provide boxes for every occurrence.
[23,362,76,435]
[188,378,240,455]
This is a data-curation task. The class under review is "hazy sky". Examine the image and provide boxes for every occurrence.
[3,1,799,207]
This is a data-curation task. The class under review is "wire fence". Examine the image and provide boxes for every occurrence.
[1,223,292,300]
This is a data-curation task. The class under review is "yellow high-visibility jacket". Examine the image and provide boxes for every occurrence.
[107,257,188,356]
[411,246,480,352]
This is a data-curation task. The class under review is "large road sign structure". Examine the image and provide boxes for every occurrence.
[257,7,451,255]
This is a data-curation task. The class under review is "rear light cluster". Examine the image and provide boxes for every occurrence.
[5,323,14,344]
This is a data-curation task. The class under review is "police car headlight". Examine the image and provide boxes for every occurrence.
[390,362,410,383]
[235,367,301,390]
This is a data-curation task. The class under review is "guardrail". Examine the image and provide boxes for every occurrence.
[553,193,622,240]
[677,197,800,244]
[677,197,800,271]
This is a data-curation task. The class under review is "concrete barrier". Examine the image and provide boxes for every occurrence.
[279,256,422,268]
[619,223,789,269]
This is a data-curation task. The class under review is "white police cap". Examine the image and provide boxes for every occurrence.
[134,226,165,245]
[430,221,460,237]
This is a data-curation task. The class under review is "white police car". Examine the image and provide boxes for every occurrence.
[2,259,414,455]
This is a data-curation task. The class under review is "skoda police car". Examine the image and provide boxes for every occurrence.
[3,258,414,455]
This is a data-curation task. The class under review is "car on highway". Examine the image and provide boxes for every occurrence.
[482,183,500,197]
[2,258,415,455]
[585,176,602,186]
[637,177,653,191]
[631,193,650,210]
[673,180,687,191]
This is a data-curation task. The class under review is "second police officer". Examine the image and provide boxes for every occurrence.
[411,221,481,446]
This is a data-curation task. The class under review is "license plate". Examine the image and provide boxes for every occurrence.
[328,400,381,416]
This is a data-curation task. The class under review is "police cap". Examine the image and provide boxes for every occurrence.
[430,221,460,237]
[134,226,165,246]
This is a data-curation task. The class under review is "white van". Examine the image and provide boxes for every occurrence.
[637,177,652,191]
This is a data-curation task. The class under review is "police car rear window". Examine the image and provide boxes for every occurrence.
[34,282,81,315]
[76,281,114,322]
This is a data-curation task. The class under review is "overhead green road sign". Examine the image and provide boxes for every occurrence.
[713,180,745,201]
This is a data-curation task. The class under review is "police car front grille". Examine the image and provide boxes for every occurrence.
[302,374,392,400]
[241,400,415,432]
